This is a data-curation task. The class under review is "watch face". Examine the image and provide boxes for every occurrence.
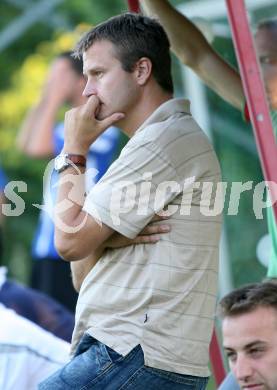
[55,154,68,171]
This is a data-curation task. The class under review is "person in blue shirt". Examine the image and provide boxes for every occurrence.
[17,52,119,311]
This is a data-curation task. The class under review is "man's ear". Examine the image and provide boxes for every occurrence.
[134,57,152,86]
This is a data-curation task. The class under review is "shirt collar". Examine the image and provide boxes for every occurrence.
[136,98,191,134]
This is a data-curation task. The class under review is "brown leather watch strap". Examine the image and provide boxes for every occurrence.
[67,154,86,167]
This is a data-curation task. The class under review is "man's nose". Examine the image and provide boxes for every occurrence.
[82,81,97,98]
[233,355,254,382]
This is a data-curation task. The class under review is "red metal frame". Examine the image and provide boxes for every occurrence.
[226,0,277,222]
[210,329,226,386]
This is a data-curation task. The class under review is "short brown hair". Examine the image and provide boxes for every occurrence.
[257,18,277,33]
[73,13,173,94]
[218,281,277,319]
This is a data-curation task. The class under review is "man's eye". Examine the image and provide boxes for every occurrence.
[95,72,103,78]
[249,348,265,358]
[226,352,236,362]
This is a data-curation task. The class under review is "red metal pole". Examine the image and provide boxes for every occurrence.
[226,0,277,222]
[210,329,226,386]
[127,0,140,13]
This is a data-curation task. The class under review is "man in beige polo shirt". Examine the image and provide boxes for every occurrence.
[39,12,222,390]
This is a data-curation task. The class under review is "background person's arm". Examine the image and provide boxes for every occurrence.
[16,59,75,157]
[141,0,244,110]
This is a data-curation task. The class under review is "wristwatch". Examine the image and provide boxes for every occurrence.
[54,153,86,173]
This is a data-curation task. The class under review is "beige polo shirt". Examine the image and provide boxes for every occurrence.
[73,98,222,377]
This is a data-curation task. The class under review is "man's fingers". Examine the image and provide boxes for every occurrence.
[133,234,160,244]
[80,95,124,130]
[82,95,100,117]
[101,112,125,129]
[151,214,170,222]
[140,224,171,235]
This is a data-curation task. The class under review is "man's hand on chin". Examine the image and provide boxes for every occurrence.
[63,95,124,155]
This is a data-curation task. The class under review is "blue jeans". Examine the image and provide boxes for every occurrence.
[39,334,208,389]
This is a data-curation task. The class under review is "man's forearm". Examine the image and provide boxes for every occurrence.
[141,0,208,68]
[141,0,244,110]
[54,95,123,262]
[54,163,87,261]
[70,247,104,292]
